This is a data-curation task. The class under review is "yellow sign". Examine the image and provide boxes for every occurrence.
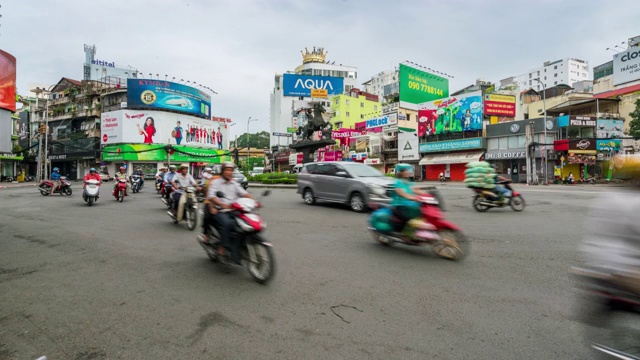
[572,150,597,155]
[485,94,516,103]
[311,89,328,98]
[490,116,498,124]
[560,156,565,162]
[554,167,562,176]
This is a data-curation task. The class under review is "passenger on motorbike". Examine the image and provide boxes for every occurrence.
[50,167,62,195]
[83,168,102,186]
[168,164,200,218]
[391,164,428,232]
[581,154,640,295]
[114,166,130,196]
[155,166,166,180]
[201,162,253,264]
[163,165,178,203]
[131,168,145,187]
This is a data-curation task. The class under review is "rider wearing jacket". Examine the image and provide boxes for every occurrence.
[391,164,428,231]
[168,164,200,217]
[114,166,130,196]
[83,168,102,184]
[131,168,145,188]
[50,167,62,195]
[163,165,178,202]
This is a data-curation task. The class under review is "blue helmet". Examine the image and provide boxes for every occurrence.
[89,168,96,173]
[53,167,59,172]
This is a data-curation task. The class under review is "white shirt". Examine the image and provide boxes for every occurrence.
[173,173,198,189]
[208,177,247,205]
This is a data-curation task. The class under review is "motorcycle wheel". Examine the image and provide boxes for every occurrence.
[39,186,50,196]
[64,187,72,196]
[186,208,197,231]
[510,195,525,212]
[247,239,275,284]
[87,197,94,207]
[118,190,124,202]
[370,230,391,246]
[432,229,469,261]
[472,196,489,212]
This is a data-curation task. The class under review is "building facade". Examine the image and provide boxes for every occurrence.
[330,89,380,129]
[362,70,398,103]
[501,58,591,92]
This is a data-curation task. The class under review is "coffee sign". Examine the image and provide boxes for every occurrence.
[484,150,526,160]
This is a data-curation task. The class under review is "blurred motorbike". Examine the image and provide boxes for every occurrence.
[83,179,100,206]
[168,187,198,230]
[38,177,72,196]
[472,180,525,212]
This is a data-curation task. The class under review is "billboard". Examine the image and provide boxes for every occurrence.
[417,91,483,136]
[365,115,398,129]
[102,144,230,163]
[613,47,640,86]
[596,119,624,139]
[0,109,12,153]
[399,63,449,105]
[282,74,344,97]
[127,79,211,118]
[0,50,17,112]
[419,138,483,153]
[17,112,30,149]
[101,110,229,149]
[398,131,419,161]
[484,94,516,117]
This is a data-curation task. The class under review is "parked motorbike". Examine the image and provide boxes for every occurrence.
[368,193,469,261]
[572,266,640,359]
[113,178,127,202]
[199,190,275,283]
[579,177,597,185]
[83,179,100,206]
[38,177,72,196]
[24,175,34,182]
[130,175,142,193]
[438,174,450,182]
[168,187,198,230]
[472,180,525,212]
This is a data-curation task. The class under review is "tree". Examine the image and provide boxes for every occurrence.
[234,131,270,149]
[629,99,640,140]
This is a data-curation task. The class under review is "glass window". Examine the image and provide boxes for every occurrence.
[360,102,364,108]
[508,136,519,149]
[581,127,594,138]
[488,138,499,150]
[322,164,339,176]
[517,135,526,148]
[374,105,378,111]
[498,137,508,149]
[346,112,350,117]
[335,98,339,105]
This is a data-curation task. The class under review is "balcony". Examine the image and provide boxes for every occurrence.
[382,102,399,114]
[382,140,398,152]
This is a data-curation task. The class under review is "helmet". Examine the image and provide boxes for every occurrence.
[53,167,59,172]
[119,166,125,171]
[89,168,96,173]
[203,167,213,173]
[221,162,236,170]
[395,164,413,176]
[169,165,177,170]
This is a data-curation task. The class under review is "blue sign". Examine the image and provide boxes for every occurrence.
[282,74,344,97]
[366,116,391,129]
[596,139,621,151]
[419,138,483,153]
[127,79,211,119]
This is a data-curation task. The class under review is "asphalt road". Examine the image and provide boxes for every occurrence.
[0,182,602,359]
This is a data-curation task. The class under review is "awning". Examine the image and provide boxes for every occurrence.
[419,151,484,165]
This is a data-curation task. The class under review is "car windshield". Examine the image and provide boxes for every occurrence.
[342,163,384,178]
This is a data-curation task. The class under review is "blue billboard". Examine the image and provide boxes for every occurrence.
[127,79,211,118]
[419,138,483,153]
[282,74,344,97]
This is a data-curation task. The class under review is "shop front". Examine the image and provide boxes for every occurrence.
[274,151,292,172]
[49,151,98,180]
[0,153,24,179]
[418,138,485,181]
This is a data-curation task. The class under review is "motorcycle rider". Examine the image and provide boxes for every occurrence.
[83,168,102,185]
[391,164,428,233]
[114,166,130,196]
[168,164,200,218]
[491,166,510,202]
[50,167,62,195]
[201,162,253,264]
[162,165,178,204]
[581,154,640,295]
[131,167,145,189]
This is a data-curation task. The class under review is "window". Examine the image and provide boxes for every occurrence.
[529,80,532,86]
[554,65,557,70]
[499,137,508,149]
[537,71,540,76]
[360,102,364,108]
[554,81,558,85]
[323,164,339,176]
[360,114,364,119]
[346,112,350,117]
[517,135,526,148]
[529,73,532,79]
[346,100,350,105]
[335,98,339,105]
[508,136,520,149]
[544,76,547,80]
[374,105,378,111]
[407,114,411,121]
[488,138,499,150]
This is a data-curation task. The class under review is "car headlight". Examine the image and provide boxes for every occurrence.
[367,184,386,195]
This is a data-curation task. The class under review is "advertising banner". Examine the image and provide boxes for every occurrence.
[365,115,396,129]
[398,131,420,161]
[399,64,449,105]
[17,112,30,149]
[102,144,230,163]
[311,89,328,98]
[101,110,228,149]
[282,74,344,97]
[419,138,482,153]
[0,50,16,112]
[417,91,483,136]
[569,116,596,127]
[484,94,516,117]
[0,109,12,153]
[569,138,597,154]
[613,47,640,86]
[332,128,365,146]
[596,140,621,151]
[316,149,343,162]
[127,79,211,118]
[596,119,624,139]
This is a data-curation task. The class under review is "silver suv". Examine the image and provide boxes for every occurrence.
[297,162,395,212]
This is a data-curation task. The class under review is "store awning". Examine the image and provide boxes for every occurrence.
[419,151,484,165]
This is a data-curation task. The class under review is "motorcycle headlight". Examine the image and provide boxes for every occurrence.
[367,184,385,195]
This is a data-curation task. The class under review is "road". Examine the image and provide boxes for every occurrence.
[0,182,600,359]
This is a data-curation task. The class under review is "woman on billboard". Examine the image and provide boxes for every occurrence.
[173,121,184,145]
[137,117,156,144]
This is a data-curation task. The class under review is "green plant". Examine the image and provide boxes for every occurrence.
[629,99,640,140]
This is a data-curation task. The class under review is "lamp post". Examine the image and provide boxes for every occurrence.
[534,78,547,185]
[247,118,258,171]
[31,85,55,181]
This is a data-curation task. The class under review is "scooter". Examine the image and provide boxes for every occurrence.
[368,193,469,261]
[438,174,450,182]
[113,178,127,202]
[571,266,640,359]
[162,184,174,209]
[38,177,72,196]
[83,179,100,206]
[199,190,275,284]
[130,175,142,193]
[472,180,525,212]
[167,187,198,230]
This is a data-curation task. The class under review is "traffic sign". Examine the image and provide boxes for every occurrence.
[272,132,292,137]
[560,156,565,162]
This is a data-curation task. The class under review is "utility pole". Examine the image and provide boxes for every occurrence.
[44,98,49,180]
[34,96,42,182]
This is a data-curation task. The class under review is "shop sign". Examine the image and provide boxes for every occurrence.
[568,155,596,165]
[275,152,290,162]
[569,138,597,154]
[366,115,396,129]
[484,149,526,160]
[509,123,520,133]
[596,139,621,151]
[364,158,381,165]
[569,116,596,127]
[49,154,67,160]
[419,137,482,153]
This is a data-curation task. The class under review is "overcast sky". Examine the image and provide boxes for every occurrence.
[3,0,639,137]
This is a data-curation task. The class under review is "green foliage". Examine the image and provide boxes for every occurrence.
[629,99,640,140]
[247,172,298,184]
[234,131,270,150]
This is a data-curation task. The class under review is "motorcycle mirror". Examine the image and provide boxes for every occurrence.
[216,191,225,198]
[261,190,271,197]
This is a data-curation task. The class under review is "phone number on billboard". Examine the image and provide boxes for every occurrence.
[407,81,444,96]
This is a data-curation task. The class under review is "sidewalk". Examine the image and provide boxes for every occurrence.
[0,182,39,189]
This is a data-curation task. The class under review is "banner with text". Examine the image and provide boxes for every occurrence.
[417,91,483,136]
[484,93,516,117]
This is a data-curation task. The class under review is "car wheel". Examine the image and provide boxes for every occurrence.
[349,192,366,212]
[303,188,315,205]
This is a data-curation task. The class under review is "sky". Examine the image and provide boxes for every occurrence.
[2,0,640,138]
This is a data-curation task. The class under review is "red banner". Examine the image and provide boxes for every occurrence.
[0,50,17,112]
[417,109,437,137]
[484,101,515,117]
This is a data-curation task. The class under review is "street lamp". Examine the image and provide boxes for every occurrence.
[534,78,548,185]
[247,117,258,150]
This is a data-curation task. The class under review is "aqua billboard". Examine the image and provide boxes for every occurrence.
[282,74,344,97]
[127,79,211,118]
[419,138,483,153]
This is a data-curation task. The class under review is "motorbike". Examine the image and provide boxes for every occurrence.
[368,193,469,261]
[438,174,450,182]
[472,180,525,212]
[38,177,72,196]
[579,177,597,185]
[82,179,100,206]
[167,187,198,230]
[130,175,142,193]
[162,184,174,209]
[199,190,275,284]
[113,178,127,202]
[572,266,640,359]
[155,178,163,194]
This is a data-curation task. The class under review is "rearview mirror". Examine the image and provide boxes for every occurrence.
[216,191,225,198]
[262,190,271,197]
[335,171,349,178]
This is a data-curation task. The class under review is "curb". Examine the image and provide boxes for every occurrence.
[0,183,38,190]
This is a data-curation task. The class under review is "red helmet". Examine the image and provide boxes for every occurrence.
[119,166,125,171]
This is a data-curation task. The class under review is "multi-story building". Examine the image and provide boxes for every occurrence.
[501,58,591,92]
[330,88,380,129]
[362,70,398,103]
[269,47,358,146]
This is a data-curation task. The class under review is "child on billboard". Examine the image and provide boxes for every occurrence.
[137,117,156,144]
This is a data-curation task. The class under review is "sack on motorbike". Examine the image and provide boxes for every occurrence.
[483,183,496,190]
[465,182,485,188]
[463,177,484,183]
[369,208,393,233]
[464,167,487,175]
[466,161,491,169]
